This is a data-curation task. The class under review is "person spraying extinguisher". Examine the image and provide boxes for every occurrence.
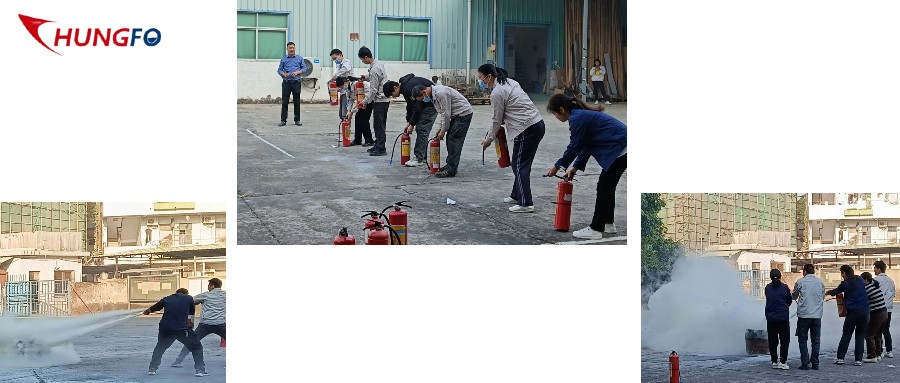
[477,64,546,214]
[546,94,626,240]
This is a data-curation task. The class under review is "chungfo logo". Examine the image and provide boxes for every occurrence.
[19,14,161,55]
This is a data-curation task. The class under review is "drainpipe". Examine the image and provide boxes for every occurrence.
[332,0,337,73]
[493,0,497,50]
[467,0,472,85]
[580,0,589,94]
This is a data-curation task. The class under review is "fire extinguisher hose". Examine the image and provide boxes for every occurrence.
[389,132,405,165]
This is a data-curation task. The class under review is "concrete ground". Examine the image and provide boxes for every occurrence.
[237,94,627,245]
[0,317,225,383]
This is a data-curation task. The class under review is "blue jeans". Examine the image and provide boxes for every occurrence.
[837,311,870,362]
[796,317,821,367]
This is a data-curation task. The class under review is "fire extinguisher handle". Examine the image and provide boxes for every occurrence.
[394,201,411,208]
[360,210,380,218]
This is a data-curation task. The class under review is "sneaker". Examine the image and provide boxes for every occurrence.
[779,362,789,370]
[369,150,387,156]
[834,358,845,365]
[573,226,603,240]
[362,142,375,147]
[405,159,422,167]
[195,369,209,377]
[366,147,376,153]
[503,197,519,204]
[278,121,286,127]
[295,121,302,126]
[171,362,183,368]
[509,205,534,213]
[604,101,612,105]
[887,351,894,358]
[604,223,617,234]
[593,101,599,105]
[799,365,809,370]
[435,169,456,178]
[771,362,780,369]
[148,369,158,375]
[812,364,819,370]
[854,361,863,366]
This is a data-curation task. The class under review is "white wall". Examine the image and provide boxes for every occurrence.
[736,252,792,272]
[103,202,227,217]
[4,259,82,282]
[238,61,471,101]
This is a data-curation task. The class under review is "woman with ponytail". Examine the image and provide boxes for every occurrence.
[765,268,792,370]
[477,63,545,213]
[545,94,626,239]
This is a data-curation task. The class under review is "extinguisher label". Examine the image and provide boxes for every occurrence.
[402,142,410,156]
[495,142,502,157]
[391,225,407,245]
[564,194,572,202]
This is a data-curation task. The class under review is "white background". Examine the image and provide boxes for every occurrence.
[3,0,900,382]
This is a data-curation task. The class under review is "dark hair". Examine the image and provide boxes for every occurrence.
[383,81,400,96]
[875,260,887,272]
[862,272,874,283]
[208,278,223,288]
[803,264,815,275]
[840,264,855,277]
[412,85,428,98]
[176,288,189,294]
[594,58,601,65]
[840,265,858,290]
[330,48,343,56]
[547,94,603,114]
[477,64,510,86]
[335,76,348,87]
[286,42,295,47]
[432,75,439,81]
[358,46,373,59]
[770,269,782,285]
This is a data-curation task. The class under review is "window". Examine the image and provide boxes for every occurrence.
[237,12,288,60]
[376,17,429,62]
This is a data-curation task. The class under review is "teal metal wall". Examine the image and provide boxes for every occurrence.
[237,0,565,70]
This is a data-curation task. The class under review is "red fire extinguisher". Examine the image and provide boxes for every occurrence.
[382,201,411,245]
[553,175,574,232]
[428,137,441,174]
[355,79,366,110]
[365,220,400,245]
[220,337,226,348]
[669,351,679,383]
[362,211,385,234]
[836,292,846,317]
[400,134,411,165]
[495,128,510,168]
[328,80,339,106]
[341,119,352,147]
[333,227,356,245]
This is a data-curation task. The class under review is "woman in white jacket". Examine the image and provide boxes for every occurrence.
[590,59,611,105]
[478,64,546,213]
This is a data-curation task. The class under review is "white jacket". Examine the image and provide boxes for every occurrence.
[590,66,606,82]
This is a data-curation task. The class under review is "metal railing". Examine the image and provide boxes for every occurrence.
[1,280,72,316]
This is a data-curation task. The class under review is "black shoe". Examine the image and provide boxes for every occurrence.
[812,364,819,370]
[278,121,286,126]
[369,150,387,156]
[348,142,361,146]
[366,147,376,153]
[435,169,456,178]
[295,121,302,126]
[362,142,375,147]
[799,365,809,370]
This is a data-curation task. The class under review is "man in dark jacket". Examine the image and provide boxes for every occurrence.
[765,269,792,370]
[383,74,436,167]
[827,265,871,366]
[145,288,207,377]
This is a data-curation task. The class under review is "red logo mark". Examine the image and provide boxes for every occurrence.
[19,14,61,55]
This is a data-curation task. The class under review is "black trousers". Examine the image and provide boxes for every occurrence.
[590,153,627,231]
[509,121,545,206]
[150,329,204,370]
[883,311,893,352]
[175,323,225,364]
[767,319,790,364]
[353,106,374,145]
[281,80,302,123]
[372,102,390,151]
[592,80,609,102]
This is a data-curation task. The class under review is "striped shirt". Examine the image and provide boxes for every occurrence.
[866,281,887,312]
[194,288,226,325]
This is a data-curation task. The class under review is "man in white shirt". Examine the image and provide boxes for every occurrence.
[792,263,825,370]
[875,260,896,358]
[412,84,473,178]
[171,278,226,368]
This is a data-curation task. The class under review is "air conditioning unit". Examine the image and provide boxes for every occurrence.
[879,221,888,228]
[203,217,215,225]
[301,56,322,80]
[147,219,156,225]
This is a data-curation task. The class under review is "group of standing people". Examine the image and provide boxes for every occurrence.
[277,43,627,239]
[765,262,895,371]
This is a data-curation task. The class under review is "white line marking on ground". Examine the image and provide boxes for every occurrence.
[546,235,627,245]
[245,129,295,158]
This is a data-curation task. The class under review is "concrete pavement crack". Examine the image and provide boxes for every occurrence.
[239,195,282,245]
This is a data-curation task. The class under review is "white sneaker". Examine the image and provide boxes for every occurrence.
[863,357,878,363]
[604,223,617,234]
[854,361,863,366]
[887,351,894,358]
[834,358,845,365]
[604,101,612,105]
[771,362,780,369]
[779,362,789,370]
[405,159,422,167]
[503,197,519,204]
[593,101,599,105]
[573,226,603,239]
[509,205,534,213]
